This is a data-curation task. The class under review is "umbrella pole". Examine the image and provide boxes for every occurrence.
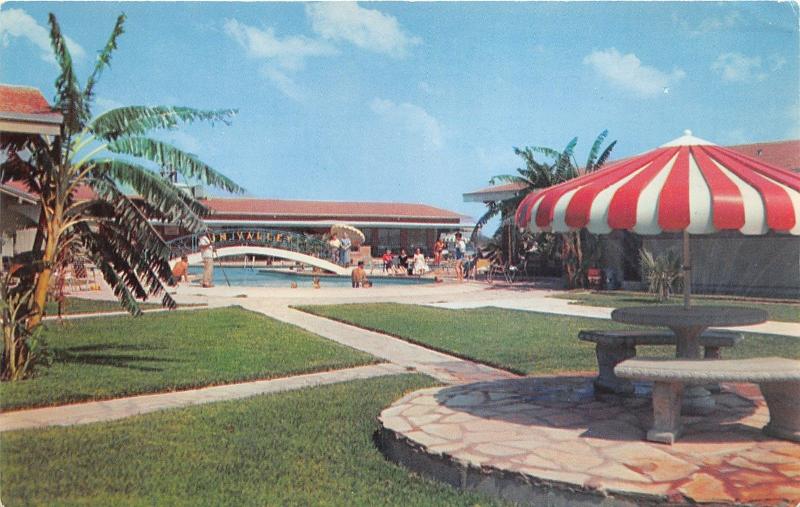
[682,230,691,309]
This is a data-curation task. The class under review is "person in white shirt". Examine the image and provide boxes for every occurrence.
[412,248,429,275]
[199,233,214,288]
[329,234,341,265]
[454,232,467,281]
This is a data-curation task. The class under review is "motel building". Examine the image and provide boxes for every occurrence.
[465,139,800,298]
[1,83,473,262]
[156,194,474,257]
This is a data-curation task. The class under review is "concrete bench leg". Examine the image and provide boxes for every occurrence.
[702,346,722,393]
[760,381,800,442]
[647,382,684,445]
[594,343,635,395]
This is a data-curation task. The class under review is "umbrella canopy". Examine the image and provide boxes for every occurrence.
[330,223,365,246]
[440,232,469,243]
[515,131,800,308]
[516,131,800,236]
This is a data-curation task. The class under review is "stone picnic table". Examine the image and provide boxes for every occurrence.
[610,305,768,414]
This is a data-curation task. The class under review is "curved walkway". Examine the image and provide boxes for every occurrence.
[1,298,516,432]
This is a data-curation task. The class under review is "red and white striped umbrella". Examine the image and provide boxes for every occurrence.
[515,131,800,236]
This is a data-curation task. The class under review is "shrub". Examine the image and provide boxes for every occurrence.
[639,248,683,302]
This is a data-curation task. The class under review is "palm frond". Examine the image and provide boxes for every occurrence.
[471,201,502,242]
[84,13,126,109]
[85,179,178,306]
[594,140,617,171]
[49,14,85,133]
[585,130,609,170]
[529,146,562,160]
[105,137,243,194]
[74,222,144,315]
[91,159,208,231]
[91,106,236,140]
[555,137,579,179]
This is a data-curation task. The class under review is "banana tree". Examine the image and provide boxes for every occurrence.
[1,13,243,379]
[473,131,616,287]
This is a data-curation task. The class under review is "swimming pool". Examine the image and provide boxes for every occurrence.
[187,266,434,288]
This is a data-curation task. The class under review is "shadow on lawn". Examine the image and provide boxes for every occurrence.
[54,344,182,372]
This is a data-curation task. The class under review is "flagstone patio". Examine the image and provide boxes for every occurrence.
[378,376,800,506]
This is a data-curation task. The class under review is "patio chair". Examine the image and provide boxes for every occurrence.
[473,258,491,280]
[587,268,604,290]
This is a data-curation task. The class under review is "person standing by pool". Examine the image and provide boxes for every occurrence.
[340,235,351,266]
[351,261,368,287]
[329,233,341,265]
[454,232,466,281]
[199,233,214,288]
[433,237,445,267]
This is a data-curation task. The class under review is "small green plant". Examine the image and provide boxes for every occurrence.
[639,248,683,302]
[1,267,51,381]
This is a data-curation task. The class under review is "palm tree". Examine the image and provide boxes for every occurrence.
[1,13,243,379]
[473,131,616,287]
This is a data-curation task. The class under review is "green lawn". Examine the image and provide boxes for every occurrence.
[44,297,169,316]
[1,307,375,411]
[298,304,799,375]
[0,374,501,507]
[551,291,800,323]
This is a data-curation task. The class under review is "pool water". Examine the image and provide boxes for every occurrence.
[187,266,433,288]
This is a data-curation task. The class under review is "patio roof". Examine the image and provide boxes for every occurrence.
[202,197,468,225]
[0,84,62,136]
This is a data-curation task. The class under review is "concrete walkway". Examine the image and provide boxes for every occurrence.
[10,283,792,432]
[241,302,518,385]
[0,363,405,432]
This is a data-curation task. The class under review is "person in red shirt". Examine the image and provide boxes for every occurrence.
[171,255,189,285]
[382,249,394,273]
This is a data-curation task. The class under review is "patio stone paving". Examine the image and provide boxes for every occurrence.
[378,376,800,505]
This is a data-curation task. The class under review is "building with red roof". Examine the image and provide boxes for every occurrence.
[0,84,62,136]
[162,195,472,255]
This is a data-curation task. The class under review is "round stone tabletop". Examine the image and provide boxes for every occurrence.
[611,305,768,328]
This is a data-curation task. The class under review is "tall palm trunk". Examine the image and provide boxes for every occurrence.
[28,214,60,329]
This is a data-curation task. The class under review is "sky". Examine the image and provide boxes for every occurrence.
[2,1,798,226]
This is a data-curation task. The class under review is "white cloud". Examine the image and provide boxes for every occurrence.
[306,2,420,58]
[673,11,741,37]
[370,98,443,149]
[164,130,202,154]
[583,48,686,97]
[0,8,85,64]
[224,18,336,100]
[223,18,336,71]
[711,53,767,82]
[695,11,741,35]
[260,67,304,102]
[768,54,787,72]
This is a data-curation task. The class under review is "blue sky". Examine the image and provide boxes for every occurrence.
[2,1,798,224]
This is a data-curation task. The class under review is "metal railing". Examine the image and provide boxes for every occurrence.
[165,227,333,261]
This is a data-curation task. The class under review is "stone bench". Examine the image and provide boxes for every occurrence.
[615,357,800,444]
[579,329,743,395]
